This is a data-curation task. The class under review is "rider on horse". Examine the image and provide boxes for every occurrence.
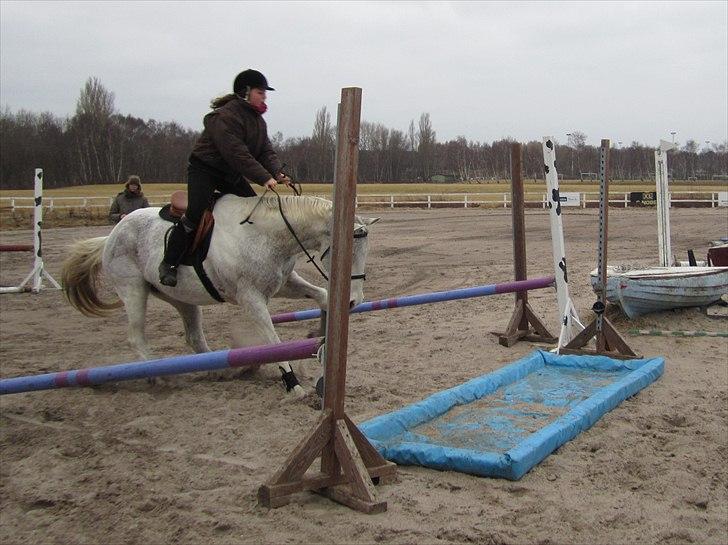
[159,69,293,287]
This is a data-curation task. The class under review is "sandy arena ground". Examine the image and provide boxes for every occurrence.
[1,206,727,545]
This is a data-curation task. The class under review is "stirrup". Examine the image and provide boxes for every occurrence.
[158,262,178,287]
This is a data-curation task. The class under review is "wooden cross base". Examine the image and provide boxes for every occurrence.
[497,299,558,347]
[258,410,397,514]
[560,315,640,360]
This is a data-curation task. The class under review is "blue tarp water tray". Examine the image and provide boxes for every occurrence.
[360,350,664,480]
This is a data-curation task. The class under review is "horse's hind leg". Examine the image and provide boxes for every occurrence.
[116,281,152,360]
[150,290,210,353]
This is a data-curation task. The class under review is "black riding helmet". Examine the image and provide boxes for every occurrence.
[233,69,275,94]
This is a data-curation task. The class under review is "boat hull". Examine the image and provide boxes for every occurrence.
[590,266,728,318]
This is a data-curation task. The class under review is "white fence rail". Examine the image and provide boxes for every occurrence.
[0,191,726,211]
[352,192,726,209]
[0,194,171,211]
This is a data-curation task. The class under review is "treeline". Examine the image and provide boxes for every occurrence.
[1,78,726,189]
[1,78,198,189]
[285,110,728,184]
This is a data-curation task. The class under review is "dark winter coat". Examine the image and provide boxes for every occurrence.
[190,96,283,188]
[109,189,150,223]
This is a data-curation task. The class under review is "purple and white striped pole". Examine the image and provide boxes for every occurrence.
[0,337,323,395]
[272,276,555,324]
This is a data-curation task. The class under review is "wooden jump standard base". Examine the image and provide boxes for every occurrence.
[257,411,397,513]
[258,87,396,513]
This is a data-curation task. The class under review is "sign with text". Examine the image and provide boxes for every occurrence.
[629,191,657,206]
[558,192,581,207]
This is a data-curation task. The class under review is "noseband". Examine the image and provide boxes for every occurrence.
[319,229,368,281]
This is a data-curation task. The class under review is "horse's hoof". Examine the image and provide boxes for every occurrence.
[291,384,307,399]
[315,376,324,398]
[280,384,309,404]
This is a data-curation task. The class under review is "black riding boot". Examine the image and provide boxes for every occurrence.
[159,217,195,287]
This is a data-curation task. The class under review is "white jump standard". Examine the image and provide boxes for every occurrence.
[0,168,60,294]
[542,137,584,351]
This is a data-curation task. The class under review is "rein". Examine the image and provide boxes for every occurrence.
[239,188,367,282]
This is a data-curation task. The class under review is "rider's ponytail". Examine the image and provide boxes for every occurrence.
[210,93,237,109]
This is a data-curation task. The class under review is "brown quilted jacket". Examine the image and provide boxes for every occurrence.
[190,96,283,185]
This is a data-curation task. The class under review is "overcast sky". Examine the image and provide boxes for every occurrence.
[1,1,726,148]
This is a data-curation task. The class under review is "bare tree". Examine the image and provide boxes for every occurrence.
[407,119,418,152]
[67,77,118,184]
[311,106,334,182]
[417,113,436,180]
[567,131,587,148]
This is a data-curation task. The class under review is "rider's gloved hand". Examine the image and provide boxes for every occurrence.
[276,172,294,188]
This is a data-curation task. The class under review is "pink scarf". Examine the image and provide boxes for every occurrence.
[251,101,267,115]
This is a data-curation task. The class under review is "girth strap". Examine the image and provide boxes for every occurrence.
[193,260,225,302]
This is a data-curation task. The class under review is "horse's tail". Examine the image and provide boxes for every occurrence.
[61,236,122,317]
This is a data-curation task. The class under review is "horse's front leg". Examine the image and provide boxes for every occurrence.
[275,270,328,337]
[232,292,308,399]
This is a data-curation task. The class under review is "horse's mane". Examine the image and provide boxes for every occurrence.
[233,194,333,227]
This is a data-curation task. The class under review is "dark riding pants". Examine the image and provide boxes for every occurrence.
[162,157,257,266]
[185,156,257,224]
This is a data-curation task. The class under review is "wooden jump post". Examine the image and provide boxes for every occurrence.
[0,168,60,294]
[560,139,638,359]
[258,88,397,513]
[497,143,557,347]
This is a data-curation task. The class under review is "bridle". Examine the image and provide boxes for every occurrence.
[319,229,368,281]
[240,187,368,283]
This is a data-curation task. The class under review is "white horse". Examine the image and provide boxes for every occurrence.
[61,193,378,397]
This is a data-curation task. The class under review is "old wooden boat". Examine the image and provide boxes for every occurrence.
[590,265,728,318]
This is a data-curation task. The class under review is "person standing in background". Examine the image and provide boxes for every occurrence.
[109,175,149,223]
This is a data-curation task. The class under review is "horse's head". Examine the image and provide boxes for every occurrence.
[319,215,380,308]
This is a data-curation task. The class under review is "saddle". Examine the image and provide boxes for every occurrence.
[159,191,216,265]
[159,190,223,301]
